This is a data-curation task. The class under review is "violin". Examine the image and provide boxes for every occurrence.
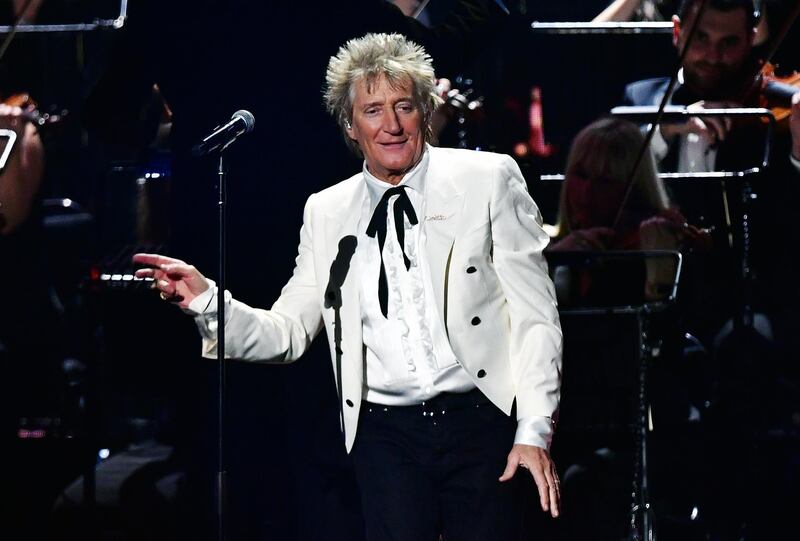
[1,92,68,131]
[610,208,712,252]
[753,62,800,122]
[437,85,485,125]
[740,1,800,122]
[432,78,485,149]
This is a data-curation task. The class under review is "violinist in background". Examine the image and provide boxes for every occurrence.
[623,3,800,537]
[545,118,712,541]
[623,0,800,175]
[0,95,68,537]
[623,0,800,354]
[0,101,44,235]
[0,98,61,421]
[546,117,708,301]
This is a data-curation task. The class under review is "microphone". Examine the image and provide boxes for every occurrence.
[192,110,255,156]
[325,236,358,309]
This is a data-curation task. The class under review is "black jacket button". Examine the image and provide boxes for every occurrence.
[346,399,354,407]
[466,266,477,274]
[471,316,481,325]
[477,369,487,378]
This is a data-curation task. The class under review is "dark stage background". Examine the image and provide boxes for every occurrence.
[2,1,799,540]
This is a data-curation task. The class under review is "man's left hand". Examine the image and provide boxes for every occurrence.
[499,443,560,518]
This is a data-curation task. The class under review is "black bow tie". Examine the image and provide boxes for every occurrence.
[365,186,419,318]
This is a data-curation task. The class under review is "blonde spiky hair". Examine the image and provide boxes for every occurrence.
[324,33,443,155]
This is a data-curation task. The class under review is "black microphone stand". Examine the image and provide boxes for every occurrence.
[192,109,253,541]
[216,152,228,541]
[325,280,346,440]
[324,236,357,441]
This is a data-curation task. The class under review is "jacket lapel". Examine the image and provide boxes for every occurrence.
[422,152,464,330]
[323,181,365,385]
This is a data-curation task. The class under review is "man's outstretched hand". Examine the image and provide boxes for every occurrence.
[133,253,210,310]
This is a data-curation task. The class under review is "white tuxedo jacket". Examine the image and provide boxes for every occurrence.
[196,146,562,452]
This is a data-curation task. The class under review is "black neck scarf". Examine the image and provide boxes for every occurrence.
[365,186,419,318]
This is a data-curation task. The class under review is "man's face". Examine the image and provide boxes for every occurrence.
[673,6,754,98]
[346,75,425,185]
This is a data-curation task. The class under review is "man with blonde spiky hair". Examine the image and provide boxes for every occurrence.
[134,32,562,541]
[324,33,443,157]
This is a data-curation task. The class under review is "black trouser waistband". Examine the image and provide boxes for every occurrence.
[363,387,491,416]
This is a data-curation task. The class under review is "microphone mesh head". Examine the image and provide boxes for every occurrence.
[232,110,255,133]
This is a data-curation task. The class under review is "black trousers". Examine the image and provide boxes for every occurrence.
[351,389,523,541]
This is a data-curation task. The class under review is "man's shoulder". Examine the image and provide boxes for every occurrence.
[429,145,510,172]
[427,147,522,200]
[624,77,671,106]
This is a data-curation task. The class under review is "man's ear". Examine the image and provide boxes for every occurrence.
[345,120,355,140]
[672,15,682,49]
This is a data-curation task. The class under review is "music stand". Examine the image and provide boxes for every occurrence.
[0,0,128,34]
[546,249,682,541]
[609,106,775,173]
[610,106,775,333]
[531,21,672,35]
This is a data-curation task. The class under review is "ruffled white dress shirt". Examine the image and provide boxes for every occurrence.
[355,148,553,449]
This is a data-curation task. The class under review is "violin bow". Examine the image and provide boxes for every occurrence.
[0,0,37,63]
[412,0,432,19]
[611,0,710,228]
[0,0,38,175]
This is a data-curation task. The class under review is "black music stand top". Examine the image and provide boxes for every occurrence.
[0,0,127,34]
[545,249,682,315]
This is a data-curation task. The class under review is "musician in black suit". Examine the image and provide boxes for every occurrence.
[622,0,800,322]
[622,2,800,537]
[623,0,800,173]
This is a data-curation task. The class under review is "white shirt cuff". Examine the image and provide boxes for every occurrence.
[186,279,217,315]
[649,124,670,162]
[514,415,554,450]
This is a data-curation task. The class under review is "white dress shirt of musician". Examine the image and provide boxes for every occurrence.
[638,0,800,173]
[133,32,563,517]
